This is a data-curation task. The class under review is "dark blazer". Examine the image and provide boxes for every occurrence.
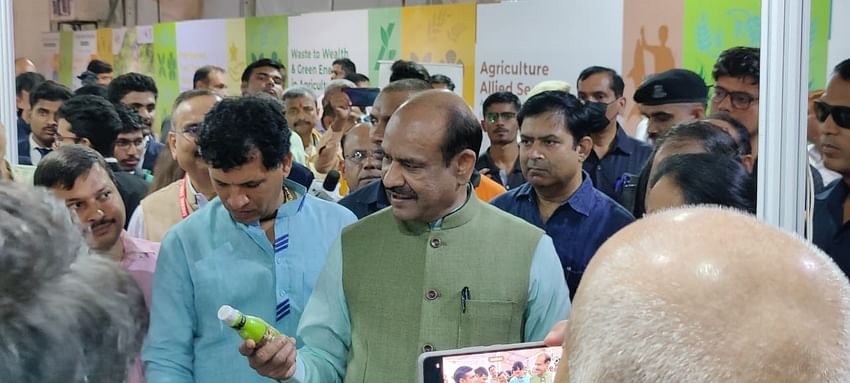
[143,141,165,174]
[108,162,148,226]
[17,118,33,165]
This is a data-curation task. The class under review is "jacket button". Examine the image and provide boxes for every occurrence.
[423,344,434,352]
[430,238,442,248]
[425,289,439,300]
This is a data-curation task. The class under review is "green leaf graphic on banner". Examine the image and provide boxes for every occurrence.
[369,8,401,82]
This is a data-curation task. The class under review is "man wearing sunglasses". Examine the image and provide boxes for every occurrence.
[127,89,221,241]
[813,58,850,278]
[711,47,760,155]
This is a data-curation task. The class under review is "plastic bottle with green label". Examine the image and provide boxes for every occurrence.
[218,305,282,344]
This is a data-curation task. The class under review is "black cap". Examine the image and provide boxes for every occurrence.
[634,69,708,106]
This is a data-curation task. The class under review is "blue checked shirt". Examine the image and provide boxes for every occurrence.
[143,180,356,383]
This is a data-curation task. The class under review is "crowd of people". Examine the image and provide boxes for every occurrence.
[1,44,849,382]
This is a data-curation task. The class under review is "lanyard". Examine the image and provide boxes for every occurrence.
[178,175,191,219]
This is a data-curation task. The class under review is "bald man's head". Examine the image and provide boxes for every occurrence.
[559,207,850,383]
[15,58,36,76]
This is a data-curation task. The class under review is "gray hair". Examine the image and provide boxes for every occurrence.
[324,79,356,97]
[0,182,147,382]
[282,86,317,105]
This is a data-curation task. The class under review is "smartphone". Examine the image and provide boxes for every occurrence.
[418,342,563,383]
[343,87,380,107]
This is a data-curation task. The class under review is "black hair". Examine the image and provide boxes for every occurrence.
[429,74,455,91]
[113,103,145,135]
[441,98,483,165]
[389,59,430,82]
[74,84,109,98]
[197,96,291,171]
[518,91,609,142]
[15,72,46,96]
[712,46,760,84]
[632,120,742,218]
[56,95,122,156]
[107,73,158,104]
[650,153,755,214]
[344,72,370,85]
[453,366,473,383]
[707,112,752,156]
[193,65,225,87]
[835,58,850,81]
[482,91,520,114]
[29,80,72,108]
[474,367,488,377]
[577,66,625,98]
[86,59,113,74]
[241,58,285,83]
[332,58,357,75]
[512,362,525,371]
[34,145,116,190]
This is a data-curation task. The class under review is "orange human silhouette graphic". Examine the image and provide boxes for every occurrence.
[641,25,676,72]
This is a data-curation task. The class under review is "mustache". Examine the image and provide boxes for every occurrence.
[89,218,117,232]
[386,185,417,199]
[525,159,549,170]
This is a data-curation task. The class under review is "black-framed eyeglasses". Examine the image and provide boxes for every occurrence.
[712,86,758,110]
[485,112,517,124]
[814,100,850,129]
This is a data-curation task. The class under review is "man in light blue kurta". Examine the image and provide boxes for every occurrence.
[142,96,356,383]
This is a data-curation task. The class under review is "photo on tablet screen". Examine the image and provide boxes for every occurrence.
[427,344,562,383]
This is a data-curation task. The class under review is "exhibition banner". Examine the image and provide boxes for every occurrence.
[176,19,229,92]
[245,16,289,72]
[58,31,74,87]
[72,31,98,89]
[288,10,370,94]
[401,3,476,104]
[621,0,684,133]
[225,18,248,96]
[474,0,623,114]
[96,28,113,65]
[154,22,179,130]
[682,0,761,83]
[368,7,401,86]
[38,32,61,82]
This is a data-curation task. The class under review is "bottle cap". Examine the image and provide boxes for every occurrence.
[218,305,240,325]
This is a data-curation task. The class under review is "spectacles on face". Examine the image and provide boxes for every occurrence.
[53,133,81,147]
[344,149,381,164]
[115,138,146,150]
[814,100,850,129]
[179,124,201,141]
[712,86,758,110]
[485,112,517,124]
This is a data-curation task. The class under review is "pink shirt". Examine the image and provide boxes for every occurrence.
[120,231,159,383]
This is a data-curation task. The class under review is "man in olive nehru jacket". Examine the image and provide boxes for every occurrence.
[238,90,571,382]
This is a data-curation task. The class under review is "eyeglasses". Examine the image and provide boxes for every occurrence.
[345,149,383,163]
[179,124,201,140]
[712,87,758,110]
[115,138,146,149]
[52,133,81,146]
[814,100,850,129]
[485,112,517,124]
